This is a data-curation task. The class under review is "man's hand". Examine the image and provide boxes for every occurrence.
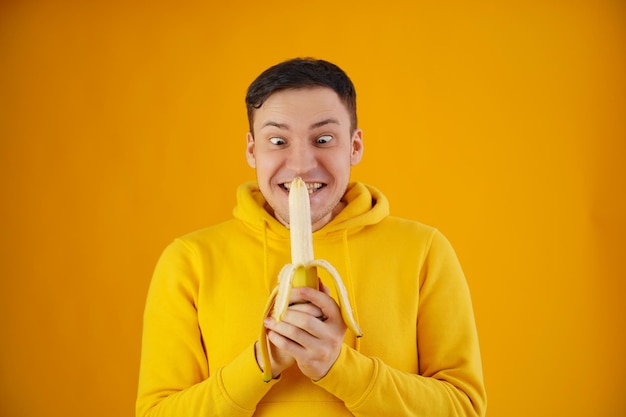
[254,285,325,379]
[262,282,347,381]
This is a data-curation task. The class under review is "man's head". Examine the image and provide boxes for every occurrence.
[244,58,363,231]
[246,58,358,137]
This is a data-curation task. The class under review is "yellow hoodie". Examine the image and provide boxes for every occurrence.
[137,182,486,417]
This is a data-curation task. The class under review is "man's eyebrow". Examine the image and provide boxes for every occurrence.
[260,118,340,131]
[310,118,340,129]
[260,121,289,130]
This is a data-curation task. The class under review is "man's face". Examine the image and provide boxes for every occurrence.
[246,86,363,231]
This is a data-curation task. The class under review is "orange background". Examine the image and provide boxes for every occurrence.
[1,1,624,416]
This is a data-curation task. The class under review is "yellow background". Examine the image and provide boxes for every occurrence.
[1,1,624,416]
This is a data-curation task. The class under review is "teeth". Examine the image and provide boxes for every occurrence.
[283,181,323,193]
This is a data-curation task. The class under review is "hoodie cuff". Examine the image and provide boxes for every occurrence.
[219,343,279,411]
[313,344,377,406]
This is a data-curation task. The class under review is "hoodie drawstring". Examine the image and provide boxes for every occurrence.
[262,220,271,294]
[341,229,361,352]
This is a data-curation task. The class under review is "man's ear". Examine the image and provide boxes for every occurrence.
[245,132,256,168]
[350,129,364,166]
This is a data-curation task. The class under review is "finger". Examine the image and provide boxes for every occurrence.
[293,286,340,321]
[283,309,328,335]
[265,315,320,349]
[287,301,323,318]
[313,282,332,321]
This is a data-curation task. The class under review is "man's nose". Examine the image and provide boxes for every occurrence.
[286,142,317,173]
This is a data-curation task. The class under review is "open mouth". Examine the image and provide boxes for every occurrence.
[281,181,324,194]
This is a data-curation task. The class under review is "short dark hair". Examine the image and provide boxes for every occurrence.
[245,58,357,135]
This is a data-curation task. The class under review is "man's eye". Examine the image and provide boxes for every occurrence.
[269,137,286,145]
[316,135,333,144]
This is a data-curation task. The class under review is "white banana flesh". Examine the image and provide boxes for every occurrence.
[259,177,363,382]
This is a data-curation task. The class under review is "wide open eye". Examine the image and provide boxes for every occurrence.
[269,137,286,145]
[316,135,333,144]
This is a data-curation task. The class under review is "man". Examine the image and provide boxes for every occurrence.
[137,58,487,417]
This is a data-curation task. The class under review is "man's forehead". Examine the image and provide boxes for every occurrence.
[256,88,346,119]
[258,117,341,132]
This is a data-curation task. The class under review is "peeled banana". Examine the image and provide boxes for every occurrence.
[259,177,363,382]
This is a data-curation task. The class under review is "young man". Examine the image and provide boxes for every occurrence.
[137,58,487,417]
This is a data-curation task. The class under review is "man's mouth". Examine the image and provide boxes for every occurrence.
[281,181,324,194]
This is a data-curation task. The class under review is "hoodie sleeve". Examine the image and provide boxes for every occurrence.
[314,230,487,417]
[136,239,278,417]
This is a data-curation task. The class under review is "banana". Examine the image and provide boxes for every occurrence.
[259,177,363,382]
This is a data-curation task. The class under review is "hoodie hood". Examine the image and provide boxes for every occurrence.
[233,181,390,238]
